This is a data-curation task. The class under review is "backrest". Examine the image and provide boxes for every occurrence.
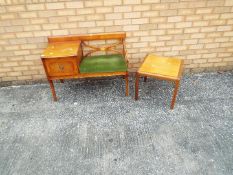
[48,32,127,58]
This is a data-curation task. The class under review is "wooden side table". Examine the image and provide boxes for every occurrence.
[135,54,184,109]
[41,41,82,101]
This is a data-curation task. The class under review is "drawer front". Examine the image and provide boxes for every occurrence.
[43,57,78,77]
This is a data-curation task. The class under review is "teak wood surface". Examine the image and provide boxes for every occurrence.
[41,32,129,101]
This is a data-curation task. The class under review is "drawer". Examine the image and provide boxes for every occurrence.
[43,57,78,78]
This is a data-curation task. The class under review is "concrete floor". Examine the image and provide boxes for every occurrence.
[0,72,233,175]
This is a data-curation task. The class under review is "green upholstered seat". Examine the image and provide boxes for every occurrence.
[80,54,127,73]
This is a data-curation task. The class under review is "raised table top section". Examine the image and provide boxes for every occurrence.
[138,54,183,79]
[41,41,81,59]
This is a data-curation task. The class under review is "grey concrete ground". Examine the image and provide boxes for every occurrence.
[0,72,233,175]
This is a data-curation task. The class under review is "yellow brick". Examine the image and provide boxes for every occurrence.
[17,76,33,80]
[184,28,200,33]
[2,77,17,81]
[38,11,57,18]
[19,12,37,18]
[193,59,207,64]
[7,71,22,76]
[46,3,65,10]
[31,19,48,24]
[124,12,141,19]
[104,0,122,6]
[167,29,183,35]
[105,26,123,32]
[22,70,38,75]
[27,4,45,11]
[65,2,84,8]
[214,62,227,67]
[33,31,51,37]
[199,63,214,68]
[150,17,166,23]
[132,18,149,24]
[168,16,183,23]
[143,0,160,3]
[208,58,222,63]
[115,19,131,25]
[16,32,33,38]
[203,53,218,58]
[0,14,16,20]
[114,6,132,13]
[172,45,187,51]
[124,0,141,5]
[4,45,19,51]
[142,11,159,17]
[210,20,226,26]
[199,38,214,44]
[220,13,233,19]
[193,21,209,27]
[203,14,219,20]
[79,21,96,27]
[60,23,78,29]
[207,0,224,7]
[123,25,139,31]
[13,66,29,71]
[158,23,174,29]
[225,0,233,6]
[175,22,192,28]
[183,39,198,45]
[57,9,75,16]
[52,30,69,36]
[205,43,220,49]
[96,20,113,27]
[24,25,41,31]
[42,24,59,30]
[14,50,30,56]
[223,57,233,62]
[3,62,18,67]
[106,13,122,20]
[7,5,25,12]
[217,26,232,31]
[133,5,150,11]
[160,10,177,16]
[150,30,166,36]
[224,31,233,36]
[186,15,202,21]
[201,27,216,32]
[189,44,204,50]
[96,7,112,13]
[178,9,194,15]
[214,7,232,13]
[196,8,212,14]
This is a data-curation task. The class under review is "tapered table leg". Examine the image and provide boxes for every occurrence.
[170,80,180,109]
[135,72,139,100]
[144,76,147,82]
[125,73,129,96]
[49,80,57,101]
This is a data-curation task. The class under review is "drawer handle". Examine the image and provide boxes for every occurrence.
[58,64,64,71]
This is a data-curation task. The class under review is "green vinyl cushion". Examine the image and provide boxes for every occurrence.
[80,54,127,73]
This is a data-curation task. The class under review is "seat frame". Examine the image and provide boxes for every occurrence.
[41,32,129,101]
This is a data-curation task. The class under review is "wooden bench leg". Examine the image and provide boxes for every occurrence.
[135,72,139,100]
[60,79,64,83]
[125,72,129,96]
[170,80,180,109]
[49,80,57,101]
[144,76,147,82]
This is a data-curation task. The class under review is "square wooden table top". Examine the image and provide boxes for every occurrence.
[41,41,81,59]
[138,54,183,79]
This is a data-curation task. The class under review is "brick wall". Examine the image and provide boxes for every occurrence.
[0,0,233,83]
